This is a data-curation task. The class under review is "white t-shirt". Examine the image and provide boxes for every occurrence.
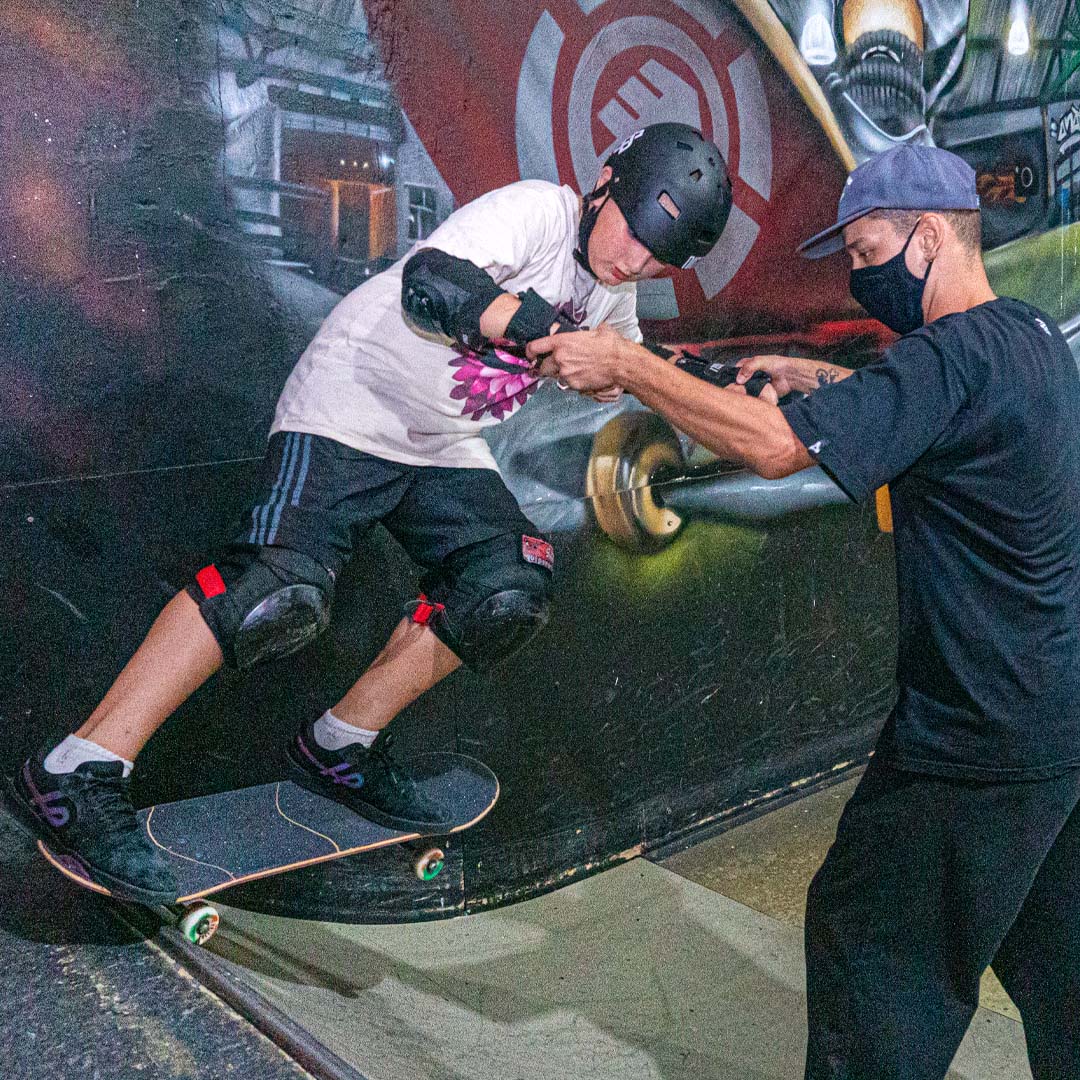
[271,180,642,470]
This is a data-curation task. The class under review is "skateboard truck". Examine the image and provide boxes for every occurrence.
[35,840,225,945]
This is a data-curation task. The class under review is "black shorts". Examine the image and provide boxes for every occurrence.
[218,430,554,610]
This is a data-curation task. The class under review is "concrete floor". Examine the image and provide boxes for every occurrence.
[0,811,316,1080]
[206,768,1033,1080]
[661,771,1022,1024]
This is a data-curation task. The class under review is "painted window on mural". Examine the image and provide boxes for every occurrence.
[1059,152,1080,225]
[407,185,437,241]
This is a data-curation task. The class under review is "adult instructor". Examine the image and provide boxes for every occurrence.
[530,144,1080,1080]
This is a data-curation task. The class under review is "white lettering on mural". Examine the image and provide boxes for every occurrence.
[1052,103,1080,157]
[598,59,706,158]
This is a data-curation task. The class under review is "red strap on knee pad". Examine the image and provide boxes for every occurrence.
[410,593,445,626]
[195,565,227,600]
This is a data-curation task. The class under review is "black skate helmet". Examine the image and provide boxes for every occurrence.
[575,122,732,275]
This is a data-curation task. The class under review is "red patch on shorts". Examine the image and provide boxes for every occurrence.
[522,536,554,571]
[195,565,227,599]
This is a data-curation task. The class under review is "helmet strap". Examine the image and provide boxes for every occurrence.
[573,183,610,278]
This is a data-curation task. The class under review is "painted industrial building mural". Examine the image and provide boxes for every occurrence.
[2,1,1080,917]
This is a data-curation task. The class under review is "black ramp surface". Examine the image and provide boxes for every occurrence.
[1,459,894,922]
[0,0,897,924]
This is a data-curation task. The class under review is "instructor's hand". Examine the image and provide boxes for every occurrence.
[735,355,801,398]
[527,324,624,393]
[587,386,624,403]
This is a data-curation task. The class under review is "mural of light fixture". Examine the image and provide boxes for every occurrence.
[800,10,837,67]
[829,0,927,146]
[1007,7,1030,56]
[841,0,924,52]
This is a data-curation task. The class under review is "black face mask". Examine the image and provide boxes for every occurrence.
[849,221,932,335]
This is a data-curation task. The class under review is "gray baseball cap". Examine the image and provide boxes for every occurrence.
[798,144,980,260]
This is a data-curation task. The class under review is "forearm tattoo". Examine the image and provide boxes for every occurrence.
[815,367,841,387]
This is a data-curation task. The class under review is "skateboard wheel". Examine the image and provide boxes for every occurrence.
[178,902,220,945]
[586,412,686,553]
[413,847,445,881]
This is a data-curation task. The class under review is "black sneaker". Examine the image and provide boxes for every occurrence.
[3,747,178,905]
[284,719,450,832]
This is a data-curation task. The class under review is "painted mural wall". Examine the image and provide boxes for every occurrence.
[2,1,1080,917]
[4,0,1080,496]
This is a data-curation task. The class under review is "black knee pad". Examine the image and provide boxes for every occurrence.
[188,547,335,670]
[421,587,551,673]
[413,534,554,673]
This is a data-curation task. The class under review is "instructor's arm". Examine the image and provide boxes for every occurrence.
[527,328,817,479]
[735,354,854,397]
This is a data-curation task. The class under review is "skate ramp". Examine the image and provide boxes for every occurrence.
[0,0,905,922]
[1,440,894,921]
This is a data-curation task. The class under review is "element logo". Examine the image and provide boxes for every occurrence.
[514,0,773,301]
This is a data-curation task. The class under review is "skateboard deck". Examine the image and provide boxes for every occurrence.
[38,752,498,937]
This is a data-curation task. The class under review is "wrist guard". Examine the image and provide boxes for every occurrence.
[504,288,579,347]
[675,353,772,397]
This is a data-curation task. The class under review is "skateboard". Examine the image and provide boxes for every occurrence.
[37,753,498,945]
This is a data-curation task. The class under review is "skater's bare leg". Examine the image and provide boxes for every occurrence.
[332,618,461,732]
[286,618,463,829]
[74,590,223,761]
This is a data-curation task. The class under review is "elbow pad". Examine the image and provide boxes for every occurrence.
[401,248,504,350]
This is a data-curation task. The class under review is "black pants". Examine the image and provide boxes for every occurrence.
[804,750,1080,1080]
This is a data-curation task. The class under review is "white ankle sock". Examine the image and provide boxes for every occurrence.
[43,735,134,778]
[312,710,379,751]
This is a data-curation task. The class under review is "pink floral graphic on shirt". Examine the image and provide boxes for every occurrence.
[448,298,588,422]
[448,346,540,421]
